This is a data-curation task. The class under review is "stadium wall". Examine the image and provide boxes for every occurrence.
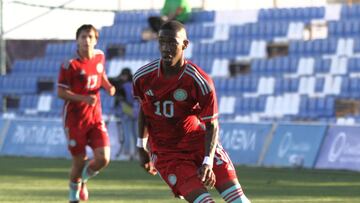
[0,117,359,172]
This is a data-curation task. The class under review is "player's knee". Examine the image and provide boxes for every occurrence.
[96,156,110,168]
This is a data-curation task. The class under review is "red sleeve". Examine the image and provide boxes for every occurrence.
[57,61,72,89]
[197,75,218,122]
[132,79,143,102]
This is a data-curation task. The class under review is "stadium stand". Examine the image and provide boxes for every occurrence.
[4,4,360,126]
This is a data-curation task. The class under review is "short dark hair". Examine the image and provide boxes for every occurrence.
[159,20,185,33]
[76,24,99,39]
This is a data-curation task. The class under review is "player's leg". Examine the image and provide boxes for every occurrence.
[83,121,111,182]
[155,156,215,203]
[184,188,214,203]
[213,146,251,203]
[82,146,110,182]
[217,179,250,203]
[66,126,88,203]
[69,153,87,202]
[78,146,110,201]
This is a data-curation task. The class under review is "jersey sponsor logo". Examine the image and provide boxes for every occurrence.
[173,88,187,101]
[145,89,154,96]
[168,174,177,186]
[96,63,104,73]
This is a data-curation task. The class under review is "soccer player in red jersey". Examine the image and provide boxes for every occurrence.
[57,24,116,203]
[133,20,251,203]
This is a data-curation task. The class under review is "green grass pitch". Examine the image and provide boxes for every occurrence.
[0,156,359,203]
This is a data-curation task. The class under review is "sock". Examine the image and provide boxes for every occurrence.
[220,184,250,203]
[193,192,215,203]
[69,181,81,201]
[81,161,99,183]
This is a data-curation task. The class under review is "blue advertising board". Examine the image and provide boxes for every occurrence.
[219,122,272,165]
[0,119,70,158]
[315,125,360,172]
[262,124,327,168]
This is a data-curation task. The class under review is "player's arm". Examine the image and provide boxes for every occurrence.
[204,119,219,162]
[137,108,157,175]
[58,86,96,106]
[196,74,218,188]
[101,72,115,96]
[198,119,218,188]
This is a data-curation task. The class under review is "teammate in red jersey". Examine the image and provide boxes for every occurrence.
[133,20,251,203]
[57,24,115,203]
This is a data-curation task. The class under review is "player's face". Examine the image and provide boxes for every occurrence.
[158,29,188,67]
[77,29,97,52]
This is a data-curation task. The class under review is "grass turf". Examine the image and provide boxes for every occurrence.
[0,156,359,203]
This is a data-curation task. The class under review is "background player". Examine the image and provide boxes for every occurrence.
[57,24,116,203]
[133,20,251,203]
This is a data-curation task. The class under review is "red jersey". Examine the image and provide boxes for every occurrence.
[133,59,218,153]
[58,49,106,128]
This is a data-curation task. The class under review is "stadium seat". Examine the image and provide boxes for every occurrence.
[191,10,215,23]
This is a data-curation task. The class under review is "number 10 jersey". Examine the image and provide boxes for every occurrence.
[133,59,219,154]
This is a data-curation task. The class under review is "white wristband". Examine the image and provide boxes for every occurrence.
[202,156,213,167]
[136,137,148,148]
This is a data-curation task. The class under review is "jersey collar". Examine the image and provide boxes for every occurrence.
[158,59,188,80]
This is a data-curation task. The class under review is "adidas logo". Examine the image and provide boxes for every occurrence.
[145,89,154,96]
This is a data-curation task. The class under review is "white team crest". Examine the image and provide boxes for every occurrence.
[80,69,86,75]
[68,139,76,147]
[96,63,104,73]
[168,174,177,186]
[173,89,187,101]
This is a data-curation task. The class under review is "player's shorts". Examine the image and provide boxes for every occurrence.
[64,121,110,156]
[153,145,238,197]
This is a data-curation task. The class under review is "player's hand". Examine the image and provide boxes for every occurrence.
[108,86,116,96]
[198,164,216,188]
[138,148,157,176]
[83,95,97,106]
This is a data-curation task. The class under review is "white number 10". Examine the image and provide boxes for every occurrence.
[154,100,174,118]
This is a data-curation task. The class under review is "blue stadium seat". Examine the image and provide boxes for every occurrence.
[349,78,360,98]
[340,77,350,98]
[316,97,326,116]
[347,58,360,73]
[289,78,300,92]
[325,96,335,117]
[341,4,360,20]
[114,10,159,24]
[314,58,331,73]
[315,77,325,93]
[45,42,76,59]
[307,97,318,119]
[258,7,324,22]
[191,10,215,23]
[226,78,237,95]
